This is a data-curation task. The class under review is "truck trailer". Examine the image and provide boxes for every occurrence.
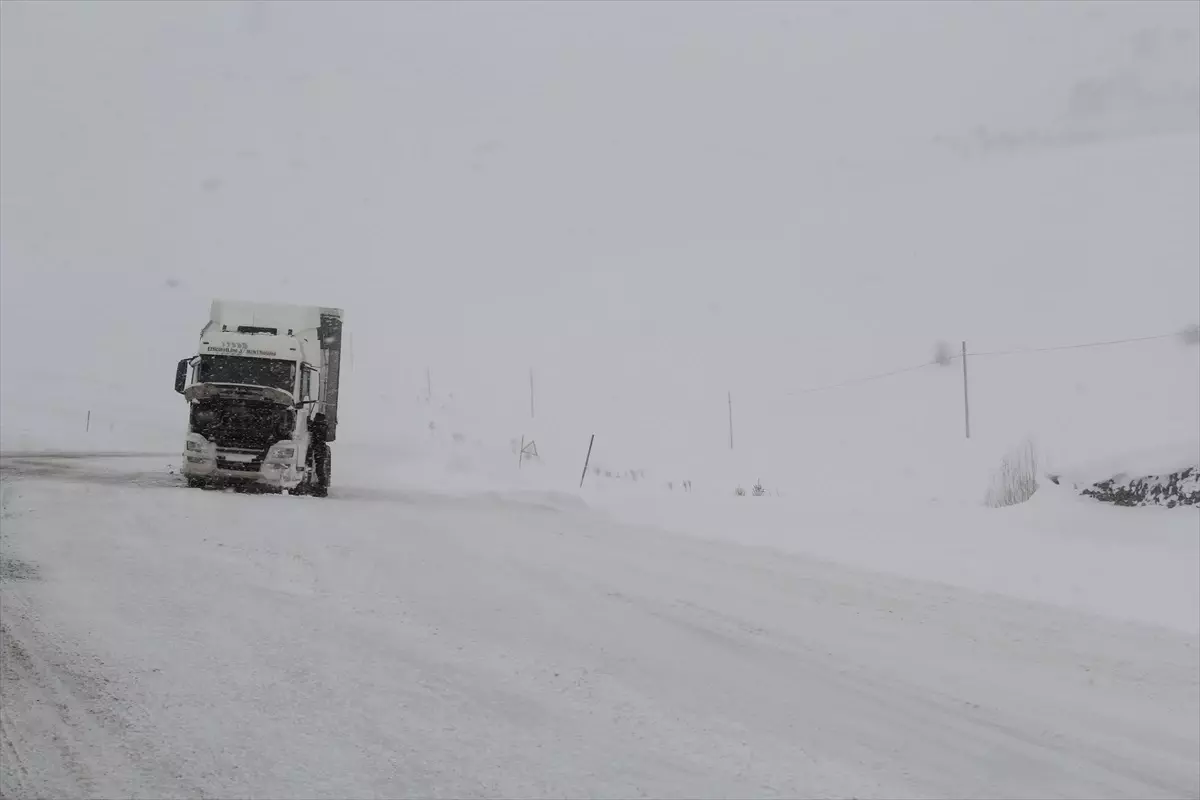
[174,300,344,496]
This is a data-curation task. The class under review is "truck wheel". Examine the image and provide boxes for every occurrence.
[293,453,312,496]
[186,477,206,489]
[312,445,331,498]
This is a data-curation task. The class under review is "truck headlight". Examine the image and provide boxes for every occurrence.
[186,440,205,452]
[268,445,296,460]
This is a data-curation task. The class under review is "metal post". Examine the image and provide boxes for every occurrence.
[728,391,734,450]
[86,410,91,433]
[962,341,971,439]
[579,434,595,488]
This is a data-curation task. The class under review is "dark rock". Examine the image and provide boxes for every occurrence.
[1081,465,1199,508]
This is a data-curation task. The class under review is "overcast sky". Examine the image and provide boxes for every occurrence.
[2,0,1197,446]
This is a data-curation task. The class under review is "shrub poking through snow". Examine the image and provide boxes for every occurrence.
[734,486,746,497]
[933,340,955,366]
[984,439,1040,508]
[1081,467,1200,508]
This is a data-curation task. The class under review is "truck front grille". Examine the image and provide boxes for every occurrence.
[216,447,264,473]
[217,459,261,473]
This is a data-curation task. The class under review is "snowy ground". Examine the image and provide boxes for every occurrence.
[3,3,1199,798]
[2,451,1197,799]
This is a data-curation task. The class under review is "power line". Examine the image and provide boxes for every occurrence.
[959,332,1176,359]
[787,331,1180,396]
[787,361,935,396]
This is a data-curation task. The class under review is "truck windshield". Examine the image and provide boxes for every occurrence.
[197,355,296,393]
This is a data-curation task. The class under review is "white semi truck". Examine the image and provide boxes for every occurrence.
[174,300,344,496]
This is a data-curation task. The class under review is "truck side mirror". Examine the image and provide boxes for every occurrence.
[174,358,190,394]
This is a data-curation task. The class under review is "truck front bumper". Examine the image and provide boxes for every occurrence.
[181,455,300,489]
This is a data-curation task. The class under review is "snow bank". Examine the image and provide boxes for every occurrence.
[591,481,1200,635]
[1047,441,1199,507]
[1056,441,1200,488]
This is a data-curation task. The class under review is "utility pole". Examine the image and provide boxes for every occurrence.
[728,391,734,450]
[579,434,595,488]
[961,341,971,440]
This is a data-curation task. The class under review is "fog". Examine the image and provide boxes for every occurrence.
[3,0,1197,456]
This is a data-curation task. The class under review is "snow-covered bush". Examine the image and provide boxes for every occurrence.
[933,340,955,366]
[984,439,1040,508]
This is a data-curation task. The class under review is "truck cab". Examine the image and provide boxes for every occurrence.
[174,301,343,496]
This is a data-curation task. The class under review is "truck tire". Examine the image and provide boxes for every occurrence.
[294,450,314,496]
[312,444,331,498]
[186,477,207,489]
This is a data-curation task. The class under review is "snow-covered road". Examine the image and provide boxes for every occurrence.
[2,453,1197,799]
